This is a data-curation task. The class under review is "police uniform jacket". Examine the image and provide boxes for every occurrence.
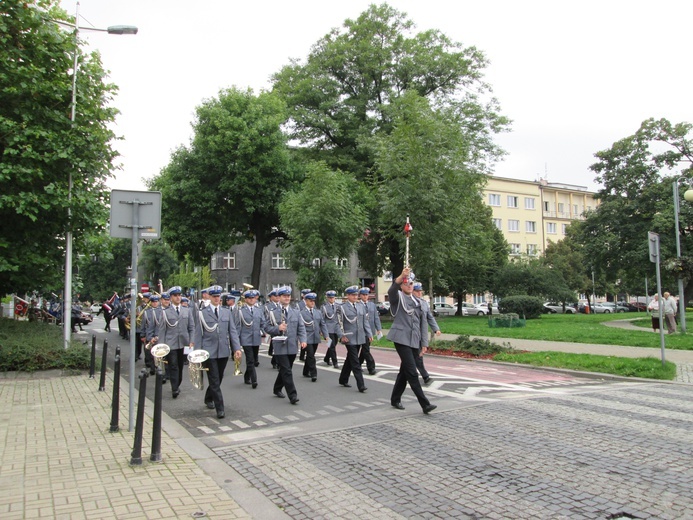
[234,304,264,346]
[143,306,163,343]
[300,306,329,344]
[386,281,428,350]
[420,299,440,334]
[336,301,372,345]
[156,305,195,351]
[362,300,382,335]
[193,305,241,359]
[263,305,306,356]
[320,301,340,334]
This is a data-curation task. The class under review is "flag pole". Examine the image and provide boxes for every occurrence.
[404,215,412,269]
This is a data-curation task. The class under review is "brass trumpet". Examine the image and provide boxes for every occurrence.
[234,353,243,376]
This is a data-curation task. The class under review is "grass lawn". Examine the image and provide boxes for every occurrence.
[381,312,693,350]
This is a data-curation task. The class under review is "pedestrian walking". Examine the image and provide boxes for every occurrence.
[321,290,340,368]
[300,293,328,382]
[336,285,371,393]
[235,289,263,389]
[357,287,381,375]
[412,282,441,385]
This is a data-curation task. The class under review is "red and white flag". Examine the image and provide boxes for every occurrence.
[14,297,29,317]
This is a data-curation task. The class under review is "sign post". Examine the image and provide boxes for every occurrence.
[110,190,162,431]
[648,232,666,367]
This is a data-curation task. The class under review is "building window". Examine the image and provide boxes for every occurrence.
[508,219,519,232]
[510,243,521,255]
[223,252,235,269]
[492,218,502,230]
[562,224,568,235]
[507,196,518,208]
[527,244,537,256]
[334,257,348,269]
[525,197,535,210]
[547,222,557,234]
[271,253,288,269]
[489,193,501,206]
[557,203,565,213]
[526,221,536,233]
[544,201,550,212]
[573,204,579,215]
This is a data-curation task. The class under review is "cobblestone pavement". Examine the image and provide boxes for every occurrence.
[215,383,693,519]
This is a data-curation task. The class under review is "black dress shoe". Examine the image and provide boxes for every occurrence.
[340,383,351,388]
[149,369,155,376]
[244,380,251,385]
[172,390,180,399]
[422,404,437,414]
[254,362,259,367]
[333,364,340,369]
[274,391,286,398]
[368,370,377,375]
[424,377,433,385]
[290,397,299,405]
[252,382,258,389]
[217,411,225,419]
[359,387,367,393]
[205,402,215,409]
[391,402,405,410]
[311,377,317,382]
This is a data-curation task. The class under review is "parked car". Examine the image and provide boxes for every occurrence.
[618,301,647,312]
[459,302,486,316]
[593,302,630,313]
[433,303,456,317]
[89,303,102,314]
[543,302,577,314]
[376,301,391,316]
[474,302,500,314]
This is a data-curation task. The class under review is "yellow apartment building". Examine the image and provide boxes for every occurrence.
[485,175,598,256]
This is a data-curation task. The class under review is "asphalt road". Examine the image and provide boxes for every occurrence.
[77,316,693,519]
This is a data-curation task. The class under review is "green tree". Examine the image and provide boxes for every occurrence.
[272,3,508,275]
[165,256,212,296]
[491,258,575,303]
[279,162,368,301]
[0,0,119,295]
[149,87,298,288]
[139,240,178,289]
[77,238,131,302]
[573,118,693,300]
[542,236,590,295]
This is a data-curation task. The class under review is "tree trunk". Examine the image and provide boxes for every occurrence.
[250,238,267,290]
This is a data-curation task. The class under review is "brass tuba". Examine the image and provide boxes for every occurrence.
[151,343,170,369]
[187,349,210,390]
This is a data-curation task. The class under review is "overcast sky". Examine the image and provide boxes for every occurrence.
[59,0,693,194]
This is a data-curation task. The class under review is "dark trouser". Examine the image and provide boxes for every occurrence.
[204,356,228,413]
[339,343,365,390]
[243,345,258,384]
[253,345,260,367]
[302,343,318,378]
[323,333,339,366]
[274,354,298,400]
[144,342,154,371]
[651,316,660,331]
[135,332,143,360]
[104,314,112,332]
[166,348,186,393]
[415,347,429,379]
[117,316,127,338]
[358,338,376,373]
[391,343,430,408]
[299,345,306,361]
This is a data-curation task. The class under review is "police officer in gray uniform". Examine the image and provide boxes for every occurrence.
[321,290,340,368]
[235,289,263,388]
[194,285,242,418]
[336,285,371,393]
[143,294,163,375]
[412,282,440,384]
[300,292,329,382]
[357,287,381,375]
[154,286,195,399]
[264,289,280,367]
[263,286,306,404]
[388,268,436,414]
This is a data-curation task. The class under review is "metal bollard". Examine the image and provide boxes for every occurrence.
[109,346,121,432]
[89,335,96,379]
[98,340,108,391]
[150,366,163,462]
[130,369,148,466]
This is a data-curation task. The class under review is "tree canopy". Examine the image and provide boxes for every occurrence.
[0,0,119,295]
[149,87,298,288]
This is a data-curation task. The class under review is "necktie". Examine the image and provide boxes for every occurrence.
[250,307,253,316]
[214,307,218,318]
[310,308,314,317]
[176,306,180,315]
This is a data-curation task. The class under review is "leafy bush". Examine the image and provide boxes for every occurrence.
[498,295,544,319]
[0,318,94,372]
[430,335,516,356]
[488,313,526,328]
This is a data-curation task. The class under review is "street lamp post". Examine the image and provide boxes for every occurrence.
[61,4,137,349]
[672,178,693,334]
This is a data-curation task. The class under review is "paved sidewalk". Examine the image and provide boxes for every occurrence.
[0,371,256,520]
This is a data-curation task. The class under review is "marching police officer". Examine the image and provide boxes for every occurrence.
[358,287,381,375]
[300,293,329,382]
[321,290,340,368]
[235,289,263,388]
[194,285,241,419]
[264,289,280,368]
[336,285,371,393]
[412,282,441,385]
[142,294,163,375]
